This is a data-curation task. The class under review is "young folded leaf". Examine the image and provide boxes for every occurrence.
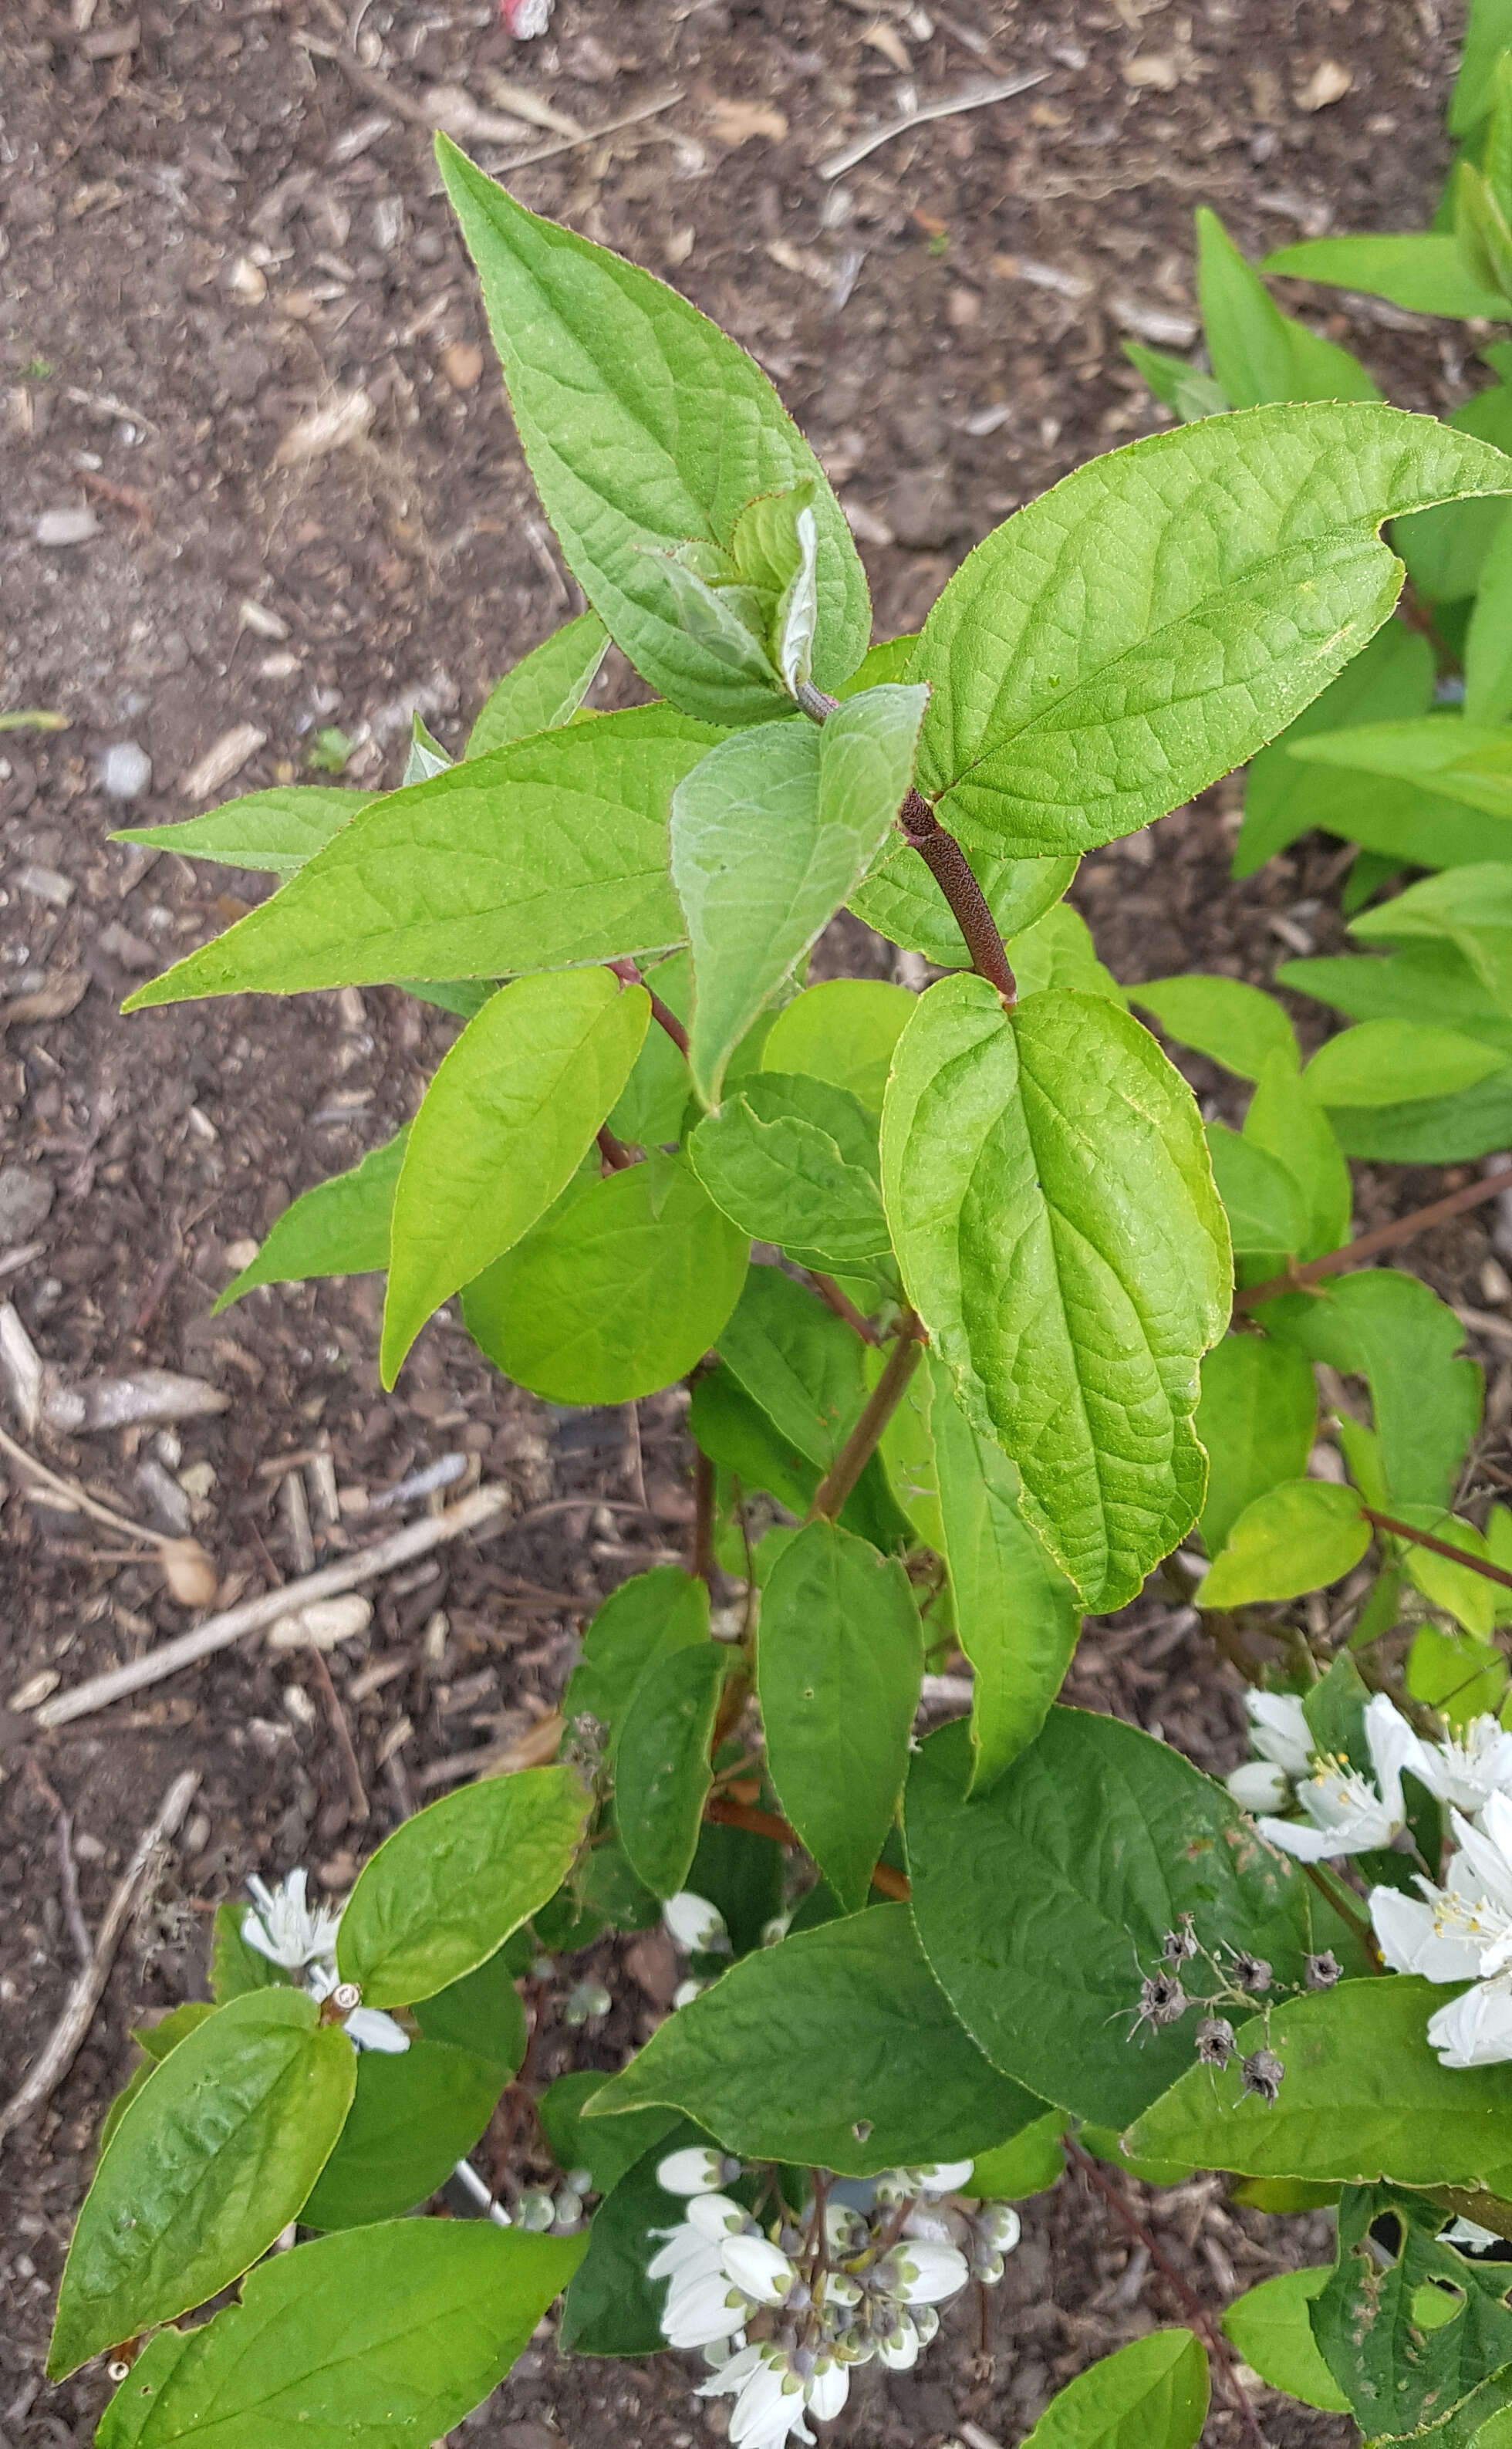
[466,608,609,756]
[673,682,927,1106]
[882,977,1230,1612]
[906,404,1512,856]
[435,137,870,726]
[381,971,650,1383]
[123,708,721,1010]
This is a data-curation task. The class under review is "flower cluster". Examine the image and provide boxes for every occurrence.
[1227,1690,1512,1863]
[648,2147,1019,2446]
[1372,1788,1512,2067]
[243,1868,409,2054]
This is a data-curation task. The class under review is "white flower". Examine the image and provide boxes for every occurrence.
[1369,1886,1484,1983]
[646,2224,721,2285]
[687,2192,752,2241]
[875,2309,922,2370]
[305,1962,409,2054]
[1246,1691,1314,1778]
[242,1868,342,1970]
[721,2235,798,2305]
[662,2268,754,2350]
[910,2159,976,2195]
[663,1891,731,1954]
[1258,1693,1430,1861]
[808,2359,849,2423]
[1427,1973,1512,2069]
[698,2343,814,2449]
[877,2238,971,2305]
[1418,1717,1512,1816]
[977,2201,1022,2255]
[1226,1760,1293,1814]
[658,2147,737,2195]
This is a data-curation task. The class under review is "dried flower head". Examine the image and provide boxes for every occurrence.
[1230,1951,1272,1995]
[1195,2015,1236,2069]
[1304,1950,1342,1990]
[1161,1919,1200,1965]
[1136,1970,1189,2030]
[1240,2047,1285,2105]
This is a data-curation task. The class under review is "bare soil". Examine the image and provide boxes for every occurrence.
[0,1,1501,2443]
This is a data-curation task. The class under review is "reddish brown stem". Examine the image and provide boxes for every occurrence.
[898,788,1018,1004]
[1234,1166,1512,1313]
[703,1793,910,1900]
[609,955,690,1058]
[809,1270,882,1345]
[1363,1506,1512,1595]
[1064,2138,1271,2449]
[808,1317,924,1522]
[596,1123,633,1171]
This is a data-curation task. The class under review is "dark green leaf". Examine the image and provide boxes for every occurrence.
[616,1640,728,1899]
[1194,1333,1318,1557]
[585,1902,1043,2175]
[337,1763,589,2008]
[558,2118,710,2356]
[209,1903,289,2000]
[715,1264,869,1471]
[95,2221,584,2449]
[538,2071,678,2198]
[301,2041,506,2230]
[1313,2188,1512,2440]
[462,1152,748,1405]
[562,1566,711,1751]
[49,1991,355,2380]
[757,1519,922,1914]
[413,1947,528,2069]
[904,1712,1310,2128]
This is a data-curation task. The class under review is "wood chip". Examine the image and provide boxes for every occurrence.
[862,20,913,72]
[819,69,1045,177]
[0,971,88,1030]
[1298,59,1352,111]
[271,387,375,471]
[1124,53,1179,90]
[179,722,267,802]
[442,342,484,391]
[268,1593,373,1652]
[707,96,789,146]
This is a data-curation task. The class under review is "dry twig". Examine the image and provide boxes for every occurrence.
[0,1770,199,2147]
[819,70,1045,179]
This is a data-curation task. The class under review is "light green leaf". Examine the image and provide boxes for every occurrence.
[123,709,720,1010]
[1396,1508,1500,1639]
[757,1519,922,1913]
[115,786,368,878]
[1008,901,1128,1005]
[1126,1978,1512,2195]
[1122,337,1230,422]
[1234,620,1436,879]
[1281,939,1512,1060]
[1307,1016,1505,1107]
[1256,1270,1481,1510]
[301,2041,505,2230]
[908,404,1512,856]
[538,2071,678,2202]
[381,971,650,1383]
[881,978,1230,1611]
[688,1072,889,1269]
[1205,1121,1312,1262]
[839,633,921,693]
[1398,386,1512,603]
[436,138,869,725]
[715,1264,869,1471]
[1452,0,1512,134]
[585,1902,1042,2175]
[1330,1069,1512,1164]
[1199,1479,1369,1609]
[730,482,820,692]
[1221,2269,1350,2414]
[1242,1049,1352,1258]
[1132,973,1298,1082]
[616,1640,728,1899]
[1408,1623,1508,1723]
[1261,234,1510,320]
[95,2222,584,2449]
[461,1151,748,1404]
[1291,716,1512,815]
[925,1352,1082,1792]
[1352,860,1512,1016]
[467,610,609,756]
[672,684,927,1106]
[1194,1333,1318,1557]
[1022,2331,1210,2449]
[963,2110,1068,2202]
[562,1566,710,1751]
[336,1762,589,2008]
[760,976,913,1114]
[1467,513,1512,725]
[851,836,1076,967]
[49,1991,354,2380]
[209,1903,289,2001]
[904,1711,1310,2129]
[215,1130,407,1312]
[1197,208,1382,407]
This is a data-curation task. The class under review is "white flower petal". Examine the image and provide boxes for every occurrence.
[877,2317,921,2372]
[687,2193,751,2241]
[697,2343,764,2400]
[1369,1885,1483,1981]
[912,2158,975,2194]
[1256,1812,1364,1863]
[886,2238,971,2304]
[343,2005,410,2053]
[1427,1975,1512,2069]
[808,2360,849,2421]
[1362,1691,1432,1824]
[721,2235,796,2305]
[662,2270,751,2349]
[1246,1691,1313,1777]
[663,1890,731,1954]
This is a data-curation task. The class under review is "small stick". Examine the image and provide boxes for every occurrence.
[1063,2138,1272,2449]
[809,1272,881,1346]
[898,790,1018,1004]
[306,1646,370,1823]
[1362,1506,1512,1595]
[0,1420,174,1553]
[1234,1165,1512,1313]
[32,1485,515,1731]
[0,1769,199,2147]
[808,1319,925,1523]
[704,1793,910,1900]
[819,69,1046,179]
[693,1447,716,1590]
[25,1761,91,1969]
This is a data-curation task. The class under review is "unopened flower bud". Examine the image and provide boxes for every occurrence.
[973,2248,1006,2285]
[975,2201,1021,2254]
[562,1977,612,2028]
[672,1977,708,2010]
[1305,1950,1341,1990]
[1195,2015,1235,2069]
[552,2190,584,2230]
[722,2233,798,2305]
[662,1890,731,1954]
[911,2158,975,2194]
[688,2191,751,2240]
[565,2167,594,2197]
[658,2147,740,2196]
[516,2188,555,2230]
[1240,2047,1284,2105]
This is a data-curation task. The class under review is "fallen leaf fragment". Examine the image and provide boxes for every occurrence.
[1123,53,1179,90]
[272,387,375,471]
[442,342,484,391]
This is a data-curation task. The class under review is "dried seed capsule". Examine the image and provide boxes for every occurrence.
[1240,2047,1284,2105]
[1195,2015,1236,2069]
